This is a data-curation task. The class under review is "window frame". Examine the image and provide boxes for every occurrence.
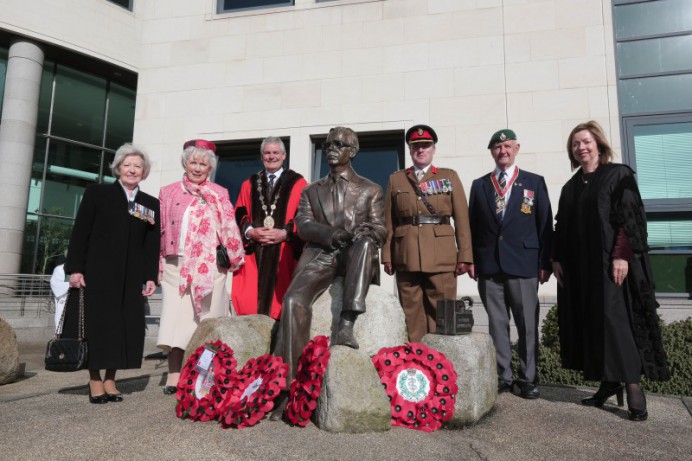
[216,0,294,14]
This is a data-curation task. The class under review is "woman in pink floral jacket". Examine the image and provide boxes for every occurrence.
[157,139,244,395]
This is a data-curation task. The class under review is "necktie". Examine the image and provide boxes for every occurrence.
[331,173,345,228]
[416,170,424,182]
[498,171,507,220]
[268,174,276,192]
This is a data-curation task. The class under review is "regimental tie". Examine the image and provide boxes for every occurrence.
[416,170,424,182]
[491,169,519,220]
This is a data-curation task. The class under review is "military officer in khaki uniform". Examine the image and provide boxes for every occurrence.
[382,124,473,342]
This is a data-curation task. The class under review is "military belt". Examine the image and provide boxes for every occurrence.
[399,215,450,226]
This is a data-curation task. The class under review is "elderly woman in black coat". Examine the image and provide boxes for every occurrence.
[64,144,160,404]
[552,121,669,421]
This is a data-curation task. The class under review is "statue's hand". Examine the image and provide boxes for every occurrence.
[332,230,353,249]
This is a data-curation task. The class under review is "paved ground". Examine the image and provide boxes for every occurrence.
[1,341,690,461]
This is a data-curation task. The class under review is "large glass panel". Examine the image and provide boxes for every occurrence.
[632,122,692,200]
[316,147,401,194]
[215,155,264,204]
[51,65,107,145]
[0,46,8,118]
[106,83,136,149]
[218,0,293,13]
[36,62,55,135]
[107,0,133,11]
[313,133,405,193]
[619,74,692,115]
[614,0,692,40]
[616,35,692,77]
[649,253,692,294]
[647,219,692,250]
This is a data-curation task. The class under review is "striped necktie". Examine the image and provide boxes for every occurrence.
[499,171,506,190]
[268,174,276,192]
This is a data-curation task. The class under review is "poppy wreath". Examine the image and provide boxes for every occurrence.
[220,354,288,429]
[285,335,331,426]
[372,342,458,433]
[175,340,238,422]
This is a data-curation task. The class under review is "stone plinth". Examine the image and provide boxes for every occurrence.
[315,346,391,433]
[310,277,407,357]
[0,318,21,385]
[422,332,497,427]
[184,315,276,367]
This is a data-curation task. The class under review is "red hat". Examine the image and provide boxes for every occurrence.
[406,124,438,144]
[183,139,216,153]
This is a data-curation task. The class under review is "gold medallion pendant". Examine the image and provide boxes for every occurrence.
[263,216,275,228]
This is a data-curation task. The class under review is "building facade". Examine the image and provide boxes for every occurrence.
[1,0,690,312]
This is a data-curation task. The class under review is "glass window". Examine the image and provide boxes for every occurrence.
[215,139,291,204]
[616,35,692,77]
[313,132,405,193]
[106,83,136,149]
[0,46,8,118]
[217,0,294,13]
[631,121,692,200]
[107,0,133,11]
[51,65,107,145]
[619,74,692,115]
[614,0,692,40]
[648,253,692,294]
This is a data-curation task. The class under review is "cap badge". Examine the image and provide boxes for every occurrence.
[417,128,424,136]
[499,133,507,141]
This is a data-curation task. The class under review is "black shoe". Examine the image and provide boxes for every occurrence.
[88,387,108,404]
[581,382,624,407]
[498,381,513,393]
[626,383,647,421]
[105,392,124,402]
[163,386,177,396]
[517,382,540,399]
[334,318,359,349]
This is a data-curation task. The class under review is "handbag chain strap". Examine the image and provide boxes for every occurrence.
[55,288,85,340]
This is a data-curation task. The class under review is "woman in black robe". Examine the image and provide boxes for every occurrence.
[64,144,160,404]
[552,121,669,421]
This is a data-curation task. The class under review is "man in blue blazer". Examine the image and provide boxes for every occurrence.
[468,129,553,399]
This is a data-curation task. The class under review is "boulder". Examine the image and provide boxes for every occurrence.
[315,346,391,433]
[184,315,276,367]
[422,332,497,427]
[0,318,21,385]
[310,277,407,357]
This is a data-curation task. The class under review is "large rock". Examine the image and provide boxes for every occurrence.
[0,318,20,385]
[183,315,276,367]
[422,332,497,427]
[315,346,391,433]
[310,277,406,356]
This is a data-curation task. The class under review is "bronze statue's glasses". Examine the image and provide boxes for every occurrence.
[322,140,356,151]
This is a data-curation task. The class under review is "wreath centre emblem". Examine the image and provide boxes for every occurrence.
[396,368,430,403]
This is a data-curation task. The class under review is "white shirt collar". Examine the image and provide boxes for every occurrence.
[118,180,139,202]
[494,164,517,179]
[413,164,431,175]
[265,167,284,179]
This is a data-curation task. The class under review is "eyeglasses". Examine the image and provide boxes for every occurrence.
[322,140,356,151]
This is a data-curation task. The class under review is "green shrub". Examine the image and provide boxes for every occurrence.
[526,305,692,396]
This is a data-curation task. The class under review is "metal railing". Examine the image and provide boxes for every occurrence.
[0,274,54,317]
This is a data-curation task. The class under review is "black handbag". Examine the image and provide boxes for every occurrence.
[216,230,232,269]
[216,244,231,269]
[45,288,88,372]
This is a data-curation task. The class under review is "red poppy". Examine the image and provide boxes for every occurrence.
[175,340,238,422]
[372,342,458,432]
[285,335,331,427]
[220,354,288,429]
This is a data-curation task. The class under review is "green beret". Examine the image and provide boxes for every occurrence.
[487,129,517,148]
